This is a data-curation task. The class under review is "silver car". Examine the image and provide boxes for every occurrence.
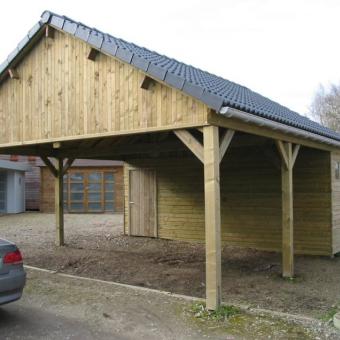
[0,238,26,305]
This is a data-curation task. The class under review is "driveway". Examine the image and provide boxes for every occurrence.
[0,212,340,319]
[0,268,337,340]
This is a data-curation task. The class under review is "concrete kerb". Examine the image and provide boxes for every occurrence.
[24,264,329,328]
[334,312,340,330]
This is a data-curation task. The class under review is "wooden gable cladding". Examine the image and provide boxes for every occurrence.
[0,29,209,147]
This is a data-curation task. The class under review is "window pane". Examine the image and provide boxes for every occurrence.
[88,192,101,201]
[88,172,102,182]
[104,192,113,201]
[70,192,84,201]
[88,202,102,211]
[70,202,84,211]
[104,173,114,181]
[63,174,68,182]
[71,183,84,191]
[88,183,101,191]
[105,183,114,191]
[105,202,114,211]
[70,173,84,181]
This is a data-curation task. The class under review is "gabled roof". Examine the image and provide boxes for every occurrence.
[1,10,340,143]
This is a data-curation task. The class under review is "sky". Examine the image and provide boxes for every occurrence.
[0,0,339,117]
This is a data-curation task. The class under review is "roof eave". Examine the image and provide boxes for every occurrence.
[219,106,340,149]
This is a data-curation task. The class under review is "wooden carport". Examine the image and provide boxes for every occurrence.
[1,11,340,310]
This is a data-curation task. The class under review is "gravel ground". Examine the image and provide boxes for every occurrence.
[0,212,339,322]
[1,268,338,340]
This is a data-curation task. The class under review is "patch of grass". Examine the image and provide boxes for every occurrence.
[190,302,241,322]
[319,306,339,322]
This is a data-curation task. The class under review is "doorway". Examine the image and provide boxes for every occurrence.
[129,168,157,237]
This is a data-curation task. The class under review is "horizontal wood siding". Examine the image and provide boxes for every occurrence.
[124,146,332,255]
[331,152,340,254]
[0,30,208,147]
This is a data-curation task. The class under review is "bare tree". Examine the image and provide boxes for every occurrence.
[309,83,340,132]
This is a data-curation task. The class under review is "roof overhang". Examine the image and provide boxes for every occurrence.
[0,160,31,172]
[214,107,340,151]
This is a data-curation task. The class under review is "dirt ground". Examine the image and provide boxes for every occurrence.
[3,268,337,340]
[0,212,339,320]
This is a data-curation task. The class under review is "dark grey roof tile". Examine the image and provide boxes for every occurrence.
[28,23,41,38]
[116,47,133,64]
[148,63,167,81]
[17,35,30,51]
[201,90,224,111]
[75,25,90,42]
[50,15,65,29]
[131,54,149,72]
[183,81,204,100]
[88,31,104,49]
[165,72,185,90]
[40,11,51,24]
[63,20,77,35]
[7,48,18,64]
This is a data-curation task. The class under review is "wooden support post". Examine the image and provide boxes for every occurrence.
[55,158,64,247]
[203,125,221,310]
[275,141,300,278]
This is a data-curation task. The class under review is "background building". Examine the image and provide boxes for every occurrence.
[0,156,123,213]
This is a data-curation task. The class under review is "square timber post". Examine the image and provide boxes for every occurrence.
[55,157,64,246]
[281,143,294,277]
[203,125,222,310]
[276,141,300,278]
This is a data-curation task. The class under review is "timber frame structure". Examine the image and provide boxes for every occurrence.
[1,11,340,310]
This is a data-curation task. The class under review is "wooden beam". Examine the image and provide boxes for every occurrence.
[219,129,235,163]
[173,129,204,163]
[87,48,99,61]
[45,25,55,39]
[56,141,185,159]
[8,69,19,79]
[140,75,156,90]
[203,125,221,310]
[275,140,289,169]
[292,144,300,167]
[277,142,294,278]
[62,158,75,176]
[208,111,338,153]
[40,156,58,178]
[55,158,64,247]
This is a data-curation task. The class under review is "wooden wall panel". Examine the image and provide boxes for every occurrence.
[0,30,208,147]
[331,152,340,254]
[124,145,333,255]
